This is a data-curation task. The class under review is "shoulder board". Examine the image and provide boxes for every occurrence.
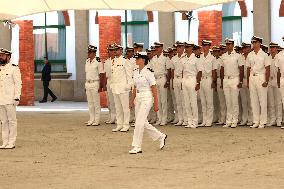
[133,68,139,71]
[96,57,101,62]
[147,68,154,72]
[12,64,18,67]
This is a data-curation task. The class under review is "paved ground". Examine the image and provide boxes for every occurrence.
[1,102,284,189]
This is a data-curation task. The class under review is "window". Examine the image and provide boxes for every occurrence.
[121,10,149,49]
[33,11,66,73]
[222,2,242,45]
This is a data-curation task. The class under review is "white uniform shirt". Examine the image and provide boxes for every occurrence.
[0,63,22,105]
[275,51,284,75]
[268,55,277,79]
[221,51,244,77]
[247,49,270,74]
[215,57,222,78]
[104,57,114,79]
[200,53,217,77]
[149,54,171,78]
[110,55,133,94]
[133,66,156,92]
[182,53,203,77]
[240,55,250,79]
[85,58,104,81]
[172,53,186,77]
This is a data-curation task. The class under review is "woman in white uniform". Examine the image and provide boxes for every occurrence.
[129,52,167,154]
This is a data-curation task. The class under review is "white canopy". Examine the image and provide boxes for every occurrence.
[0,0,240,20]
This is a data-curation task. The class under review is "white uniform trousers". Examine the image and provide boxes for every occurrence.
[223,77,239,125]
[156,76,168,124]
[239,80,252,124]
[132,92,163,148]
[106,83,116,122]
[217,79,226,123]
[183,76,198,126]
[113,92,130,127]
[170,85,178,121]
[86,82,101,124]
[249,74,268,125]
[0,105,17,146]
[200,77,214,125]
[268,82,282,124]
[279,78,284,122]
[167,87,175,122]
[173,77,186,122]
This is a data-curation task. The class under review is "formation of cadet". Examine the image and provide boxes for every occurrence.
[0,48,22,149]
[84,35,284,131]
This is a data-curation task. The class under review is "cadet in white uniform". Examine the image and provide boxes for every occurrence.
[239,43,253,126]
[85,45,104,126]
[182,44,203,128]
[199,40,217,127]
[129,52,167,154]
[104,45,116,124]
[149,42,171,126]
[247,36,270,128]
[172,41,187,126]
[0,49,22,149]
[267,42,282,127]
[220,39,244,128]
[110,44,133,132]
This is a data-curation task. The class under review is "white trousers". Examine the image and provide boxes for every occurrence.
[113,92,130,126]
[183,76,198,125]
[132,92,163,148]
[170,84,178,121]
[173,77,186,122]
[86,82,101,124]
[200,77,214,125]
[239,81,253,123]
[167,87,175,121]
[156,77,168,123]
[223,77,239,125]
[106,83,116,121]
[267,83,282,124]
[217,79,226,123]
[249,75,268,125]
[0,105,17,146]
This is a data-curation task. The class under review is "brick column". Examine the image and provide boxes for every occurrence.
[15,20,35,106]
[198,11,222,46]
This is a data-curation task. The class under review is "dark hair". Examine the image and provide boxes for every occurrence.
[44,56,48,60]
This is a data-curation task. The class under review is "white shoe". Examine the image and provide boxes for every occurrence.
[182,122,188,126]
[0,144,8,149]
[171,119,179,124]
[223,124,231,128]
[190,124,198,128]
[216,122,224,125]
[205,124,212,127]
[174,121,183,126]
[231,124,237,128]
[258,124,265,129]
[129,147,142,154]
[4,144,15,149]
[198,123,205,127]
[160,122,166,126]
[154,122,161,126]
[239,121,247,126]
[250,123,259,128]
[277,122,282,127]
[112,125,123,132]
[247,122,253,126]
[120,125,130,132]
[130,123,135,127]
[91,122,100,126]
[106,120,116,124]
[281,126,284,129]
[86,121,93,126]
[266,122,275,127]
[159,134,167,150]
[184,124,191,128]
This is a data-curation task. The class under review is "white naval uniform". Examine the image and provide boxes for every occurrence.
[0,63,22,147]
[131,67,164,148]
[239,55,253,125]
[221,51,244,126]
[125,57,136,123]
[267,54,282,126]
[172,53,187,124]
[199,53,217,126]
[110,55,133,130]
[85,58,104,125]
[247,49,270,126]
[149,54,170,125]
[104,57,116,122]
[167,58,177,122]
[182,53,203,127]
[275,51,284,125]
[216,56,226,124]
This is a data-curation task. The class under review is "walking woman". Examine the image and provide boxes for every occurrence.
[129,52,167,154]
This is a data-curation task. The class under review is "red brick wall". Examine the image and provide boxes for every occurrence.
[280,0,284,17]
[198,11,222,46]
[15,20,35,106]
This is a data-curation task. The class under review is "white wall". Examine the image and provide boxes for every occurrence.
[10,24,20,65]
[242,0,254,43]
[66,10,76,80]
[149,11,159,46]
[271,0,284,46]
[174,12,189,42]
[89,10,100,54]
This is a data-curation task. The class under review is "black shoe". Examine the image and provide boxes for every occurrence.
[51,97,57,102]
[39,100,47,103]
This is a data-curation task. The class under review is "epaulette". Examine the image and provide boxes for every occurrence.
[96,57,101,62]
[147,68,154,72]
[12,64,18,67]
[133,68,139,71]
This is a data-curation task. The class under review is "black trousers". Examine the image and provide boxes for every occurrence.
[43,81,56,100]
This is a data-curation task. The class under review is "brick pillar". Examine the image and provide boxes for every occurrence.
[15,20,35,106]
[98,16,121,62]
[198,11,222,46]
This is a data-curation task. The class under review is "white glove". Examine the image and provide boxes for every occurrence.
[13,99,20,106]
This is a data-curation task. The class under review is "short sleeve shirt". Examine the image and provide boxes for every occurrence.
[221,51,244,77]
[85,58,104,80]
[247,49,270,74]
[182,53,203,77]
[172,54,186,77]
[200,53,217,76]
[133,66,156,92]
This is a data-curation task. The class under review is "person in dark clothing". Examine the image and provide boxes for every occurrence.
[39,57,57,103]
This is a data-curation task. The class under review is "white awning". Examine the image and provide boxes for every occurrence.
[0,0,241,20]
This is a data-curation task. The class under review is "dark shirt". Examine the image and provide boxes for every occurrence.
[41,63,51,82]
